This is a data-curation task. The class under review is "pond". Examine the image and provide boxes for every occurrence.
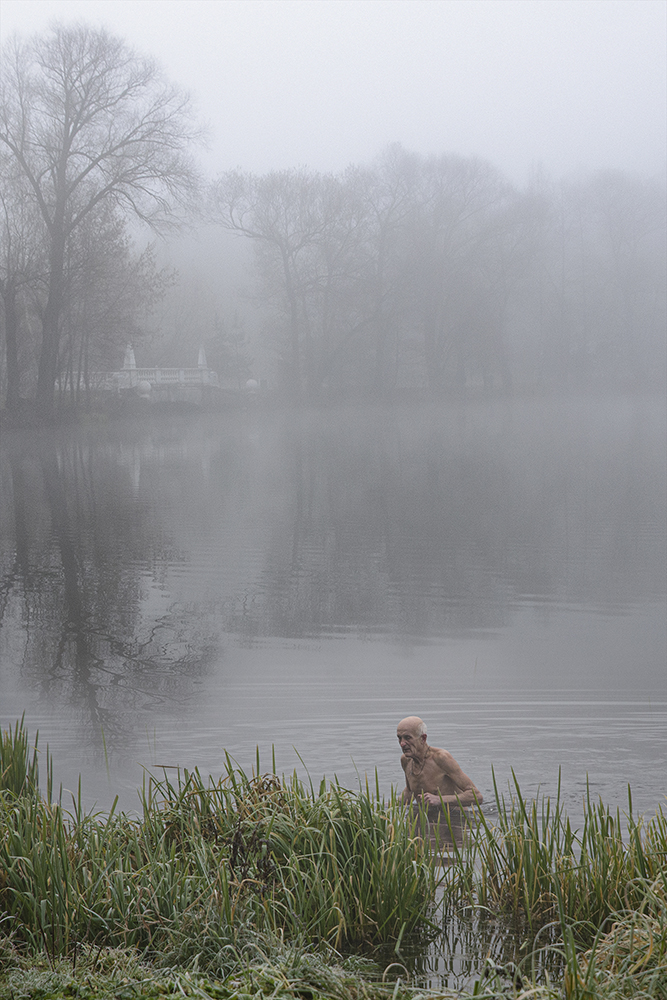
[0,396,665,984]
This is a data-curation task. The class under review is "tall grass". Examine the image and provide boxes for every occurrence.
[0,727,437,973]
[0,716,43,800]
[440,769,667,941]
[552,871,667,999]
[141,763,438,950]
[2,719,666,998]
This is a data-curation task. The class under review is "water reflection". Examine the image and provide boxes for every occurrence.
[229,399,665,641]
[375,908,562,993]
[0,425,223,754]
[0,397,665,813]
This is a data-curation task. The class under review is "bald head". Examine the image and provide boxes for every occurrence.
[398,716,427,736]
[397,716,428,759]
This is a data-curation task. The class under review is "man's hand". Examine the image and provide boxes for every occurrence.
[420,792,445,806]
[419,791,472,806]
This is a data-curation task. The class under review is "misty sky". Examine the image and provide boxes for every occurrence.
[0,0,665,183]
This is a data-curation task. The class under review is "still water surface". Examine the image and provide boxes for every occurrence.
[1,397,665,831]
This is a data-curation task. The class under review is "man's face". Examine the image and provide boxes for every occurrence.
[397,726,424,757]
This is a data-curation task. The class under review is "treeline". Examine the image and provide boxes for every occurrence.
[212,152,666,403]
[1,25,665,421]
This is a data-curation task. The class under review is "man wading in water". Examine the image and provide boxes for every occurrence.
[397,715,483,848]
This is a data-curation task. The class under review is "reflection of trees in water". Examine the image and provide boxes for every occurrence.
[0,427,220,749]
[0,403,664,719]
[226,401,666,641]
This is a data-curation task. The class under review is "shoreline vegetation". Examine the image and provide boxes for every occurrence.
[0,720,665,998]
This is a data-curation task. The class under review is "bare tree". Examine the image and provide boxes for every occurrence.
[519,170,667,392]
[0,153,45,412]
[406,155,515,395]
[0,24,202,421]
[58,205,170,407]
[346,145,422,398]
[208,312,253,391]
[211,169,333,403]
[212,169,380,403]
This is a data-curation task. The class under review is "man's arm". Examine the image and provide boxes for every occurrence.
[399,755,414,803]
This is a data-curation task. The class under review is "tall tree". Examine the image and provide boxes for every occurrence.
[212,168,377,403]
[0,153,44,412]
[521,170,667,392]
[346,145,421,397]
[211,169,331,403]
[407,155,514,395]
[0,24,201,421]
[207,312,253,391]
[58,205,169,406]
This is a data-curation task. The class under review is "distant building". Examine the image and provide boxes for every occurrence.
[89,345,220,399]
[83,344,220,403]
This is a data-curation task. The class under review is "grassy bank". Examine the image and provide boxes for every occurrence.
[1,720,666,998]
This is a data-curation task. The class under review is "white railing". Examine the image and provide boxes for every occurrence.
[89,367,220,390]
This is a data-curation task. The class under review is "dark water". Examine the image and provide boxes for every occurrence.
[1,397,665,831]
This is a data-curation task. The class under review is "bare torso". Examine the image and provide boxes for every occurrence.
[396,718,482,852]
[399,744,483,808]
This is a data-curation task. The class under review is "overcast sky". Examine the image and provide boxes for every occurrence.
[0,0,665,184]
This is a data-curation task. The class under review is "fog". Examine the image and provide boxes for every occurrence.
[1,0,665,401]
[1,0,665,182]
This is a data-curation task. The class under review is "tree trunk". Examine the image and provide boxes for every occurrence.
[283,254,302,405]
[35,238,65,422]
[2,282,21,411]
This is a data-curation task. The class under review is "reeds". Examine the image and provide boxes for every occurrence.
[2,719,666,999]
[0,716,42,800]
[441,769,667,939]
[553,872,667,999]
[140,763,438,951]
[0,727,437,974]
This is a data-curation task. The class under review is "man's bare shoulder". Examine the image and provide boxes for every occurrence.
[400,754,410,771]
[430,747,479,795]
[430,747,458,770]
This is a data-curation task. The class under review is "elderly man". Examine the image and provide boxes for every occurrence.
[397,715,483,810]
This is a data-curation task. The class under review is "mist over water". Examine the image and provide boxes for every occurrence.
[0,395,665,821]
